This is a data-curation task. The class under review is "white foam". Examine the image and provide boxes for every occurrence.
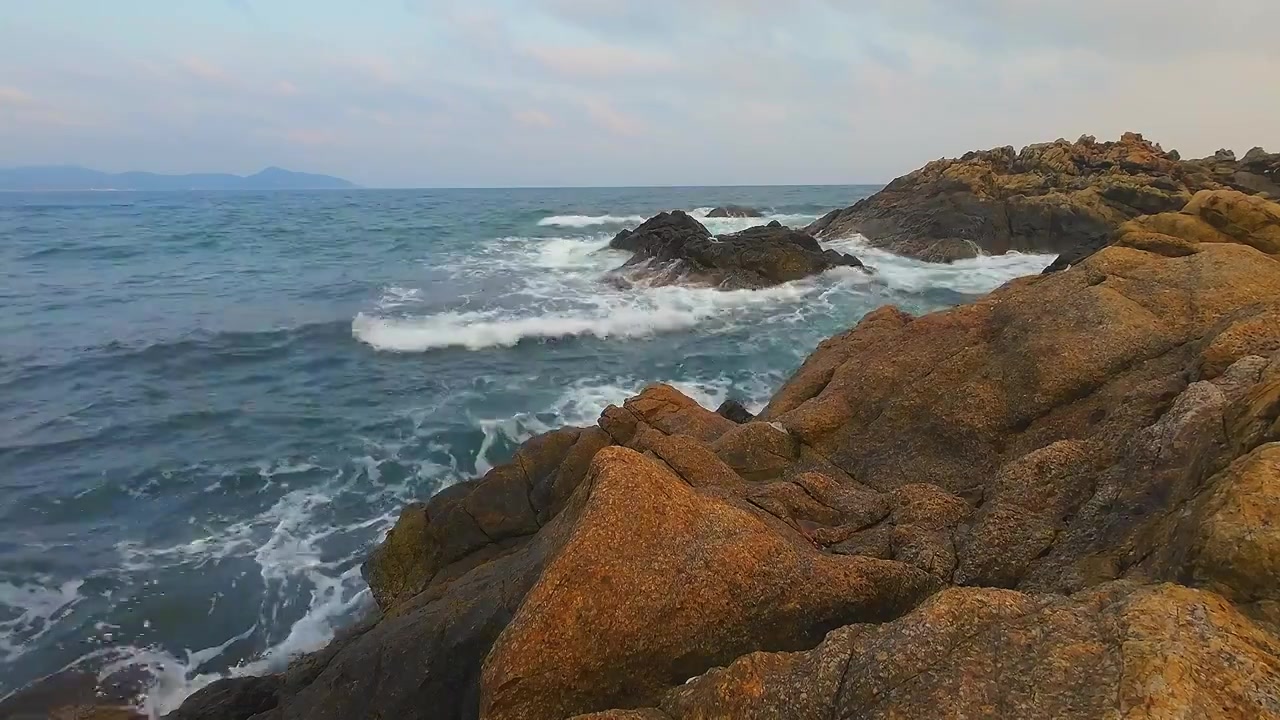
[0,578,85,662]
[822,234,1054,295]
[352,280,816,353]
[97,453,427,717]
[537,214,645,228]
[688,208,820,235]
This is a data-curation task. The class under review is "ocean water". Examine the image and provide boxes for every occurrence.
[0,186,1055,714]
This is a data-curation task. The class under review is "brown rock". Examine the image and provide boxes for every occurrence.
[651,583,1280,719]
[479,447,939,720]
[809,133,1205,261]
[1181,443,1280,626]
[1051,188,1280,270]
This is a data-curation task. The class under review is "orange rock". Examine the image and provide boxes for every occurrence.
[479,447,939,720]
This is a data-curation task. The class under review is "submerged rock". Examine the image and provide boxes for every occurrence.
[706,204,763,218]
[810,132,1277,263]
[168,190,1280,720]
[609,213,865,289]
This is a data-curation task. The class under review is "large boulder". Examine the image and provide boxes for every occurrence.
[809,132,1236,262]
[166,191,1280,720]
[610,216,865,289]
[479,447,937,720]
[706,205,763,218]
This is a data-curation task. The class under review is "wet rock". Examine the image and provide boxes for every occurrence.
[164,676,280,720]
[714,399,755,423]
[610,214,865,289]
[706,205,763,218]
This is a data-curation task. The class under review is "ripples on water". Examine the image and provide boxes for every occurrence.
[0,187,1054,715]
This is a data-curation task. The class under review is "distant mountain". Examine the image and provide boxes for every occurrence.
[0,165,357,191]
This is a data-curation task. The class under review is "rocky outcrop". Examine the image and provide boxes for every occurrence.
[706,205,763,218]
[808,132,1273,263]
[609,213,865,289]
[1185,146,1280,199]
[167,191,1280,719]
[1046,187,1280,271]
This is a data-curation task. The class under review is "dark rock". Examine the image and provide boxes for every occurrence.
[164,676,280,720]
[608,211,710,254]
[706,205,763,218]
[609,214,866,289]
[715,399,755,424]
[808,132,1269,263]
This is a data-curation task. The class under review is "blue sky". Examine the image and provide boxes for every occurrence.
[1,1,1277,187]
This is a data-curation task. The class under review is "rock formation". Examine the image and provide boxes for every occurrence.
[164,189,1280,719]
[1046,187,1280,271]
[706,205,763,218]
[608,212,864,289]
[809,132,1277,264]
[1185,146,1280,198]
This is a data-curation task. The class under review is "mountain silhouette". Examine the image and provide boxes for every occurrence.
[0,165,357,191]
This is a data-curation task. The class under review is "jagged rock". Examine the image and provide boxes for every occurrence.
[608,211,710,254]
[479,447,939,720]
[1187,145,1280,198]
[811,132,1275,265]
[706,205,763,218]
[714,399,754,423]
[609,214,865,289]
[808,132,1206,261]
[0,671,146,720]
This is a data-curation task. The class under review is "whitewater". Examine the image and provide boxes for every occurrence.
[0,186,1054,716]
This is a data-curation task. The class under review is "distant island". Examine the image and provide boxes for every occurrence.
[0,165,357,191]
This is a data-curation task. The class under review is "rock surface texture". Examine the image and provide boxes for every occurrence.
[608,212,864,289]
[809,132,1278,264]
[160,192,1280,719]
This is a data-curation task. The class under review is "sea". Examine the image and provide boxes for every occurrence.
[0,186,1055,715]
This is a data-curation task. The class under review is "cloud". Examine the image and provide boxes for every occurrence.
[178,56,231,84]
[0,86,33,106]
[513,108,556,129]
[523,44,677,78]
[581,97,644,137]
[280,128,340,147]
[0,0,1276,186]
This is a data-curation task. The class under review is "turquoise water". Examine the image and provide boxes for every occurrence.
[0,186,1054,713]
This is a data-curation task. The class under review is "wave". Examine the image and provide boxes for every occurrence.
[822,235,1057,295]
[537,214,646,228]
[4,320,353,391]
[352,280,816,353]
[0,578,85,664]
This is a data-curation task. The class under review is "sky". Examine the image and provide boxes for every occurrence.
[1,1,1277,188]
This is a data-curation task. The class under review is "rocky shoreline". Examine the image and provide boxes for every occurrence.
[809,132,1278,265]
[10,136,1280,719]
